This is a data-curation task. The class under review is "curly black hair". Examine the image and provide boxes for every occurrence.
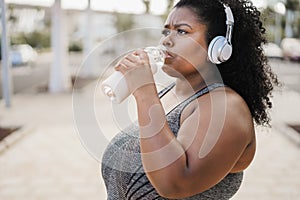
[175,0,279,126]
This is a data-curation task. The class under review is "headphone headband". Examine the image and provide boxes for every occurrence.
[224,5,234,25]
[207,3,235,64]
[223,4,234,44]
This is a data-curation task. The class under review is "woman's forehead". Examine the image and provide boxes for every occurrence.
[165,7,200,26]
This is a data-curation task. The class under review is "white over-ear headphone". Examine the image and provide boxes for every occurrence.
[207,4,234,64]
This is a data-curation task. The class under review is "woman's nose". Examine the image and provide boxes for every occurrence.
[163,39,173,47]
[161,35,174,48]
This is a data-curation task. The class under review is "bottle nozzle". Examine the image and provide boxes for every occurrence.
[103,86,116,101]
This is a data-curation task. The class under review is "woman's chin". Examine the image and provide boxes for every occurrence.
[161,65,172,74]
[161,65,181,78]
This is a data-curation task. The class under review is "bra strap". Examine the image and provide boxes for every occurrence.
[179,83,227,110]
[158,82,176,99]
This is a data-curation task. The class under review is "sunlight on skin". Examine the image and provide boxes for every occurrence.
[198,88,227,159]
[142,137,185,172]
[139,104,167,139]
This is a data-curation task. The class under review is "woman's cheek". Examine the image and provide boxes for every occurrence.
[174,38,207,67]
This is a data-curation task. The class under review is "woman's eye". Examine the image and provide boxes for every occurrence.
[177,29,188,35]
[162,29,171,36]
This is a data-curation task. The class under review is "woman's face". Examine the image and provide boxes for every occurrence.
[160,7,209,78]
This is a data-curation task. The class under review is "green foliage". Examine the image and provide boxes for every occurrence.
[261,7,277,41]
[11,30,50,49]
[285,0,300,37]
[261,4,300,40]
[297,17,300,35]
[261,7,276,25]
[114,13,134,32]
[161,0,175,21]
[68,41,83,52]
[286,0,299,11]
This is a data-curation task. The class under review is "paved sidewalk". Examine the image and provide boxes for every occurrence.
[232,88,300,200]
[0,90,107,200]
[0,84,300,199]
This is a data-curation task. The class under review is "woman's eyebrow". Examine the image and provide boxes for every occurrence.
[164,23,193,30]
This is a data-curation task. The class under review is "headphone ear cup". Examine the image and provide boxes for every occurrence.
[220,40,232,62]
[208,36,224,64]
[208,36,232,64]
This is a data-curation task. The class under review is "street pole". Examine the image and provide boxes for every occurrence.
[274,2,286,45]
[275,13,282,45]
[0,0,12,107]
[285,9,294,38]
[49,0,70,93]
[82,0,95,77]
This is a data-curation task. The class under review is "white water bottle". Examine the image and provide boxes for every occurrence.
[101,46,166,104]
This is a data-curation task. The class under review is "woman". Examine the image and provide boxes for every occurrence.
[101,0,279,199]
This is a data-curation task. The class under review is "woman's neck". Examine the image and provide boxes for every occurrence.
[167,61,222,98]
[174,73,220,97]
[174,78,204,97]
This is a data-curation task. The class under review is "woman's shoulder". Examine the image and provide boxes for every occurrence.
[188,86,254,140]
[181,85,253,129]
[223,86,253,122]
[203,86,255,141]
[204,86,252,117]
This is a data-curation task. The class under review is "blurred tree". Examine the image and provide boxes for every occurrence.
[6,5,52,50]
[161,0,175,21]
[285,0,299,10]
[68,40,83,52]
[261,6,277,41]
[8,5,17,24]
[114,12,134,32]
[296,15,300,37]
[11,30,50,49]
[142,0,150,14]
[166,0,175,13]
[262,0,300,41]
[284,0,300,37]
[141,0,175,16]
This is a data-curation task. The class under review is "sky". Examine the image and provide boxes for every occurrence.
[5,0,269,14]
[5,0,169,15]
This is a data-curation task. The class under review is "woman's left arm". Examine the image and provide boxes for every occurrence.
[134,86,253,199]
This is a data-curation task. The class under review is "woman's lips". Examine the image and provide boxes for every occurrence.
[165,51,175,59]
[164,51,175,64]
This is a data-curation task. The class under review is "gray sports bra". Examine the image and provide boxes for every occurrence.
[101,83,243,199]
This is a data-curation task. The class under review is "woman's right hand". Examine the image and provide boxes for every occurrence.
[115,49,157,98]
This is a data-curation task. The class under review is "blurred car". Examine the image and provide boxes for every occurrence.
[10,44,38,66]
[263,42,283,59]
[281,38,300,62]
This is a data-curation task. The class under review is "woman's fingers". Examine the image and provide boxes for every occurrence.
[135,49,149,62]
[126,53,141,63]
[113,50,155,94]
[123,57,138,68]
[115,50,149,72]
